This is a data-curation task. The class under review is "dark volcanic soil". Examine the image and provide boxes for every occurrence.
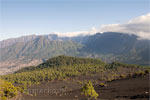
[96,76,149,99]
[20,76,149,100]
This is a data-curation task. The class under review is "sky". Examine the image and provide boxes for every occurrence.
[0,0,149,40]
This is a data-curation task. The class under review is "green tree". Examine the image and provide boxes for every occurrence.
[81,81,98,99]
[0,79,17,100]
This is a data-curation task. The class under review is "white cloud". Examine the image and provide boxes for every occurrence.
[52,27,101,37]
[52,31,89,37]
[52,13,150,39]
[96,13,150,39]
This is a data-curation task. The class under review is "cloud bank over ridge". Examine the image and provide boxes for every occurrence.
[53,13,150,40]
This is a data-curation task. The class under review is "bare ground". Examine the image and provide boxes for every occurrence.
[19,75,149,100]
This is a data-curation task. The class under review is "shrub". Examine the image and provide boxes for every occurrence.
[99,82,107,87]
[128,73,132,77]
[145,69,149,74]
[81,81,98,99]
[77,81,83,84]
[63,86,67,89]
[120,74,126,78]
[1,96,7,100]
[107,78,112,82]
[16,87,24,93]
[134,70,145,77]
[0,79,17,100]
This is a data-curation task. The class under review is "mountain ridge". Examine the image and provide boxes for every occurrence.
[0,32,149,75]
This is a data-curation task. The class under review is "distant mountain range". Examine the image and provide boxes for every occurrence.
[81,32,149,65]
[0,32,149,75]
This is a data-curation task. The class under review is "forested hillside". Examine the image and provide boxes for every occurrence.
[1,56,149,85]
[16,55,105,73]
[0,56,149,100]
[0,32,149,75]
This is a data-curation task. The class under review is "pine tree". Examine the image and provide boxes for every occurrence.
[81,81,98,99]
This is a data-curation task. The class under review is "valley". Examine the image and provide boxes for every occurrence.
[0,56,149,100]
[0,32,149,75]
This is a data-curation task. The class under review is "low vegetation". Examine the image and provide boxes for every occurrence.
[120,74,126,79]
[99,82,107,87]
[1,56,149,85]
[81,81,98,99]
[16,55,106,73]
[1,64,105,85]
[1,56,107,85]
[0,79,18,100]
[0,56,149,99]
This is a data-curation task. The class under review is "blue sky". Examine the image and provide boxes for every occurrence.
[0,0,149,40]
